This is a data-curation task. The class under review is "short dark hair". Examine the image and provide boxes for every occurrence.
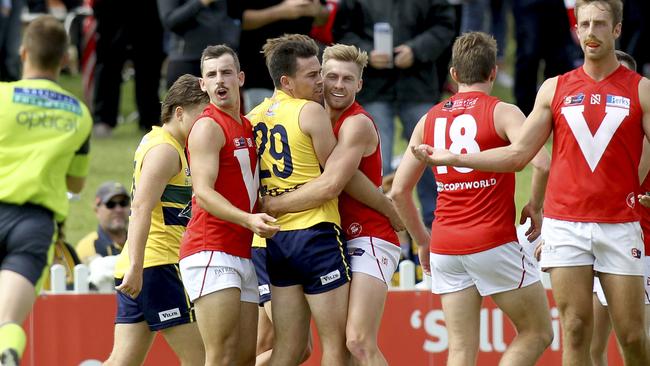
[262,34,319,88]
[160,74,209,124]
[22,15,68,71]
[615,50,637,71]
[201,44,240,74]
[451,32,497,85]
[575,0,623,26]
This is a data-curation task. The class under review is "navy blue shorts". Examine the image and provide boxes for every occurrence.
[0,202,55,287]
[252,247,272,306]
[115,264,195,331]
[266,222,350,294]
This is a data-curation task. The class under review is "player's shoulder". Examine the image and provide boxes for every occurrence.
[340,112,375,134]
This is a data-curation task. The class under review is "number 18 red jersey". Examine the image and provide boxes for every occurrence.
[423,91,517,255]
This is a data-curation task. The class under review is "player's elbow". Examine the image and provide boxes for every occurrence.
[193,187,212,211]
[389,184,410,205]
[66,176,85,194]
[322,181,344,201]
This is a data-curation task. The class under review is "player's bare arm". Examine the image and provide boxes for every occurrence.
[260,101,337,215]
[339,115,405,230]
[413,77,557,173]
[189,118,279,238]
[391,115,432,274]
[494,102,551,241]
[262,112,404,230]
[637,78,650,207]
[115,144,180,298]
[65,176,85,194]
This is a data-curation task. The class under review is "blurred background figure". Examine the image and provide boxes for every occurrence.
[91,0,165,137]
[158,0,242,88]
[0,0,23,81]
[333,0,455,227]
[512,0,577,115]
[236,0,330,112]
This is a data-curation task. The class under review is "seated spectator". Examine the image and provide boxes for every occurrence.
[76,181,129,265]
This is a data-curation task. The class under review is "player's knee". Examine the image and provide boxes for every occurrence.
[534,322,554,350]
[562,316,591,347]
[346,331,376,360]
[616,327,647,351]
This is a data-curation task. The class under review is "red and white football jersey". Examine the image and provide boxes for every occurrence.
[423,91,517,255]
[181,104,259,259]
[334,102,398,245]
[546,65,643,223]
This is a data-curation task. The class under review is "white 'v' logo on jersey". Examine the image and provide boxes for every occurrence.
[561,105,629,172]
[234,149,260,212]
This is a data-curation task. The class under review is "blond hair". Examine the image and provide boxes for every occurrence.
[323,44,368,78]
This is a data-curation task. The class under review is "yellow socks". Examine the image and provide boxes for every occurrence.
[0,323,26,358]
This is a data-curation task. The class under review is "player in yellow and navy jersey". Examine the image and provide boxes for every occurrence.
[0,16,92,366]
[103,75,208,366]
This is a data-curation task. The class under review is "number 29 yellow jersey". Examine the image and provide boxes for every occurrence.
[248,90,339,231]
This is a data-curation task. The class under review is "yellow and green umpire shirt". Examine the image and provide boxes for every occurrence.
[114,127,192,278]
[0,79,92,222]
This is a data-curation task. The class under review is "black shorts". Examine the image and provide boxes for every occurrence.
[115,264,195,331]
[252,247,271,306]
[266,222,351,294]
[0,202,55,288]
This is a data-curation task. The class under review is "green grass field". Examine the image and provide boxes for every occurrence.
[59,68,537,246]
[60,75,144,245]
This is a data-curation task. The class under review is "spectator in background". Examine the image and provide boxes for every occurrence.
[0,0,23,81]
[620,0,649,76]
[512,0,576,115]
[91,0,165,137]
[333,0,455,227]
[236,0,330,112]
[76,182,129,265]
[158,0,242,88]
[0,16,92,365]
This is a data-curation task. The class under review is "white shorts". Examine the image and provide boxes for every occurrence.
[179,251,259,303]
[429,241,540,296]
[593,256,650,306]
[347,237,401,284]
[540,218,645,275]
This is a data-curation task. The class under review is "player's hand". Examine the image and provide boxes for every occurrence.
[369,50,392,70]
[247,213,281,238]
[520,202,542,242]
[411,144,454,167]
[418,245,431,276]
[278,0,314,20]
[259,195,282,217]
[394,45,414,69]
[115,266,143,299]
[638,193,650,208]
